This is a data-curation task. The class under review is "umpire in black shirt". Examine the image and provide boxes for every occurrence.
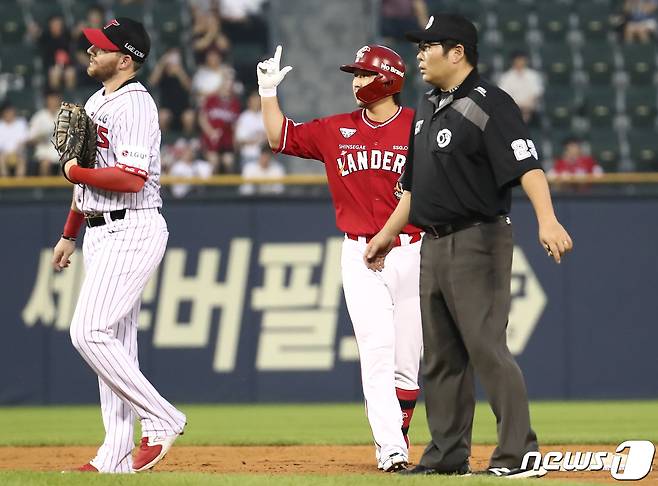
[365,13,573,478]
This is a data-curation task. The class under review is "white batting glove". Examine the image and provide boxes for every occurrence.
[257,45,293,97]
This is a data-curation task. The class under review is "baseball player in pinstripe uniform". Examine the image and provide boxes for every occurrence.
[51,18,185,473]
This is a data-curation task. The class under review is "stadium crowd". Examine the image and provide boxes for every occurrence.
[1,0,657,187]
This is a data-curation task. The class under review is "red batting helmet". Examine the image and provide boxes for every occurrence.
[340,45,405,104]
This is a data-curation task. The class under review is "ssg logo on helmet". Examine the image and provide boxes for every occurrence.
[355,46,370,62]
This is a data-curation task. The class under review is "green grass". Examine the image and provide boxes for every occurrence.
[0,401,654,485]
[0,401,656,447]
[0,472,599,486]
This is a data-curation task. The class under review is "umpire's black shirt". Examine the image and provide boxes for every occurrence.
[402,69,542,227]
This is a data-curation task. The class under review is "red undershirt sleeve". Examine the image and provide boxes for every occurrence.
[68,165,146,193]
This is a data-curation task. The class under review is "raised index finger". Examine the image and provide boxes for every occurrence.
[274,45,282,64]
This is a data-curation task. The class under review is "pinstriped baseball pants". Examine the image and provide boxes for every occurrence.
[70,209,186,473]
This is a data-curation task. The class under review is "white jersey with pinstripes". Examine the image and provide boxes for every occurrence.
[74,80,162,213]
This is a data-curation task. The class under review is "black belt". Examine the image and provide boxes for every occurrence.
[85,208,162,228]
[85,209,127,227]
[424,215,508,238]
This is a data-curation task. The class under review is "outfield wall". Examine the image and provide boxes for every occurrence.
[1,195,656,404]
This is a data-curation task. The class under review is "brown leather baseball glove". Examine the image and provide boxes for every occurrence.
[52,102,98,173]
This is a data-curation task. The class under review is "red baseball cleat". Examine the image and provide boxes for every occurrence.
[78,463,99,472]
[61,462,98,473]
[132,434,180,472]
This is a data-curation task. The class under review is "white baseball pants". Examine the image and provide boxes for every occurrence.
[70,209,186,473]
[341,235,422,462]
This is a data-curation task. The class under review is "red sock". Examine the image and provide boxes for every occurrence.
[396,387,420,448]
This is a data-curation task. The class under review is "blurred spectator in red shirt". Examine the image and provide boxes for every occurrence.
[199,78,241,173]
[550,138,604,177]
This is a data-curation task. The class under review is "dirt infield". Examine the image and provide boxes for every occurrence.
[0,444,655,483]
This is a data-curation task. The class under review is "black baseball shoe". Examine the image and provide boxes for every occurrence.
[398,462,471,475]
[481,466,548,478]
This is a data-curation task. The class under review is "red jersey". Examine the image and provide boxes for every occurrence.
[275,106,421,235]
[201,94,241,151]
[552,156,602,176]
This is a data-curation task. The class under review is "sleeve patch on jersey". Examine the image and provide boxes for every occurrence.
[116,144,150,172]
[116,163,148,180]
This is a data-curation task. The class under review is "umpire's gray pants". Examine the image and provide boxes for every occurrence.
[418,218,538,471]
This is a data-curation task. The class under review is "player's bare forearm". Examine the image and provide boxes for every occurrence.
[70,191,81,212]
[261,96,284,150]
[521,168,573,263]
[382,190,412,236]
[520,169,557,224]
[364,191,412,270]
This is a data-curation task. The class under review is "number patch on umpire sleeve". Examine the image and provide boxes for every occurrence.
[511,139,538,161]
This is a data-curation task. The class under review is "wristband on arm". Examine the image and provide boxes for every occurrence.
[62,210,85,241]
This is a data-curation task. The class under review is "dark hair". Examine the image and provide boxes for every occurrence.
[510,50,528,61]
[393,92,401,106]
[562,137,581,147]
[440,39,478,67]
[0,100,14,112]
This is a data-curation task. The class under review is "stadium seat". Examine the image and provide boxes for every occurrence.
[540,42,576,85]
[0,45,37,85]
[619,44,657,86]
[62,86,96,105]
[586,129,620,172]
[9,87,37,117]
[623,86,658,128]
[542,89,577,128]
[110,2,148,20]
[627,131,658,171]
[25,0,67,26]
[230,43,265,93]
[452,3,484,30]
[0,3,27,45]
[534,3,572,42]
[494,2,531,43]
[151,2,184,49]
[579,43,616,85]
[576,4,614,41]
[581,86,618,128]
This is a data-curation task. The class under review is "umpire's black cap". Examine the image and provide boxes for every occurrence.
[83,17,150,62]
[405,13,478,48]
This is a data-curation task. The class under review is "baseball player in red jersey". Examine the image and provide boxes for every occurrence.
[259,45,423,472]
[51,18,185,473]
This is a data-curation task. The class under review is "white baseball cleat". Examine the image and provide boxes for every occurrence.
[380,452,409,472]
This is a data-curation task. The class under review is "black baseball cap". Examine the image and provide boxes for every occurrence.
[83,17,150,62]
[405,13,478,48]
